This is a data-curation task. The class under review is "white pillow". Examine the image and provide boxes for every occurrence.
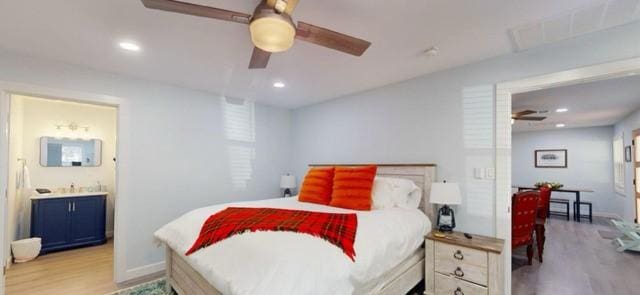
[371,177,422,210]
[371,177,395,209]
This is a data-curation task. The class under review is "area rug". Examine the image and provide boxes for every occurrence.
[106,279,175,295]
[598,229,619,240]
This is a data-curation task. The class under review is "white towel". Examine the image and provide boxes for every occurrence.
[17,165,33,239]
[21,165,32,191]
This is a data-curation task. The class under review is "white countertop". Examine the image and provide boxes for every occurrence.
[30,191,109,200]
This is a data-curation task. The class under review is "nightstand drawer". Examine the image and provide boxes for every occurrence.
[434,242,488,286]
[435,273,488,295]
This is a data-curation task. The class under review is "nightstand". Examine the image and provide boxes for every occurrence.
[424,231,504,295]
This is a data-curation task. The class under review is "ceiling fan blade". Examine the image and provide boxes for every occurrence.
[295,21,371,56]
[512,110,537,117]
[266,0,299,14]
[514,116,547,121]
[249,47,271,69]
[141,0,251,24]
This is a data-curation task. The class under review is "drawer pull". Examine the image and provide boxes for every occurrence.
[453,250,464,260]
[454,287,464,295]
[453,267,465,278]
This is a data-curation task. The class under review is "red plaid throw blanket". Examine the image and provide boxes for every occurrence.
[185,207,358,261]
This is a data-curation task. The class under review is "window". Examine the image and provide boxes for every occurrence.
[613,135,625,194]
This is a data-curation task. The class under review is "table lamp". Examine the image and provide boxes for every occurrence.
[280,174,296,197]
[430,182,462,232]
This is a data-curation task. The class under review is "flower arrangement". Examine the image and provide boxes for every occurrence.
[534,182,563,190]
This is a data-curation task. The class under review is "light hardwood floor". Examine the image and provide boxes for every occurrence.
[512,217,640,295]
[4,240,149,295]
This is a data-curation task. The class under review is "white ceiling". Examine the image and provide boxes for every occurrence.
[512,74,640,132]
[0,0,631,108]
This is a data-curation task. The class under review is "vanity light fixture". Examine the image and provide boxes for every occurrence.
[556,123,566,128]
[273,82,285,88]
[555,108,568,113]
[56,123,89,132]
[118,41,141,52]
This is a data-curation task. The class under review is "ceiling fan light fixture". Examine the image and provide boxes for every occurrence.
[249,8,295,53]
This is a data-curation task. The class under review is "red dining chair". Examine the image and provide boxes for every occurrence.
[512,191,540,265]
[535,186,551,262]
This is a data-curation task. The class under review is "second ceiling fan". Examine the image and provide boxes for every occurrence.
[512,110,547,122]
[141,0,372,69]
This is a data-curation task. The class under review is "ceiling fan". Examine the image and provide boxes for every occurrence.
[512,110,547,122]
[141,0,372,69]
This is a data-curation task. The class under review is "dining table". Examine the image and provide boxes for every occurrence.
[513,185,594,222]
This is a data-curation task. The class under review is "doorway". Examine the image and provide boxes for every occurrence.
[634,129,640,223]
[496,57,640,295]
[2,93,119,295]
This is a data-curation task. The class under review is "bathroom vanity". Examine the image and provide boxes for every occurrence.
[31,192,107,254]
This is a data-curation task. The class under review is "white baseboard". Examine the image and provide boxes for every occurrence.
[6,256,12,269]
[593,212,623,220]
[118,261,165,283]
[106,231,114,238]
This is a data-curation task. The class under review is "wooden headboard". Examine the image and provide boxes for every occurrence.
[309,164,438,223]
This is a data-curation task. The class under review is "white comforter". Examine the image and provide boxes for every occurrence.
[154,197,430,295]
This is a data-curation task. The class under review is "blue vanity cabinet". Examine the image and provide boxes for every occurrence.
[31,195,107,254]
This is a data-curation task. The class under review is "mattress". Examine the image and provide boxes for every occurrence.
[154,197,431,295]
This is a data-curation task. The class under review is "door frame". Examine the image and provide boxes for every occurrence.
[633,129,640,223]
[495,57,640,295]
[0,81,125,294]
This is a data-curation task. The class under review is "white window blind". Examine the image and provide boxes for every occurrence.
[613,135,625,194]
[222,98,256,191]
[223,98,255,143]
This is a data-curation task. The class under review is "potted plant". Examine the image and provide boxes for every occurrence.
[534,182,563,190]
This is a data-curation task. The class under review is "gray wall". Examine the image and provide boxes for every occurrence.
[614,108,640,222]
[512,127,619,217]
[291,21,640,236]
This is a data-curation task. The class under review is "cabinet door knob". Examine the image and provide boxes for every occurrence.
[454,287,464,295]
[454,267,465,278]
[453,250,464,260]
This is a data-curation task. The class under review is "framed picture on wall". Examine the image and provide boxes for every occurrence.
[535,149,568,168]
[625,146,632,162]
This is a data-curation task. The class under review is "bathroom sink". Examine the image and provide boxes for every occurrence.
[30,191,109,200]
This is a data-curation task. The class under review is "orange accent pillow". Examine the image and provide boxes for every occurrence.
[330,166,378,211]
[298,167,335,205]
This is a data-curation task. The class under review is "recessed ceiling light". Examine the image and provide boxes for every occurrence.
[273,82,285,88]
[556,108,568,113]
[556,123,566,128]
[118,41,141,52]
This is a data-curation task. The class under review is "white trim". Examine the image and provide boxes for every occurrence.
[0,88,10,295]
[496,56,640,295]
[0,81,128,288]
[121,261,165,282]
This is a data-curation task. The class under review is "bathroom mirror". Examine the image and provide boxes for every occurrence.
[40,137,102,167]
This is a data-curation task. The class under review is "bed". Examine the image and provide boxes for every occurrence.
[155,164,437,295]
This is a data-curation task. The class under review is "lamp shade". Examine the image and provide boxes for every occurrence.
[280,174,296,189]
[249,13,296,53]
[429,182,462,205]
